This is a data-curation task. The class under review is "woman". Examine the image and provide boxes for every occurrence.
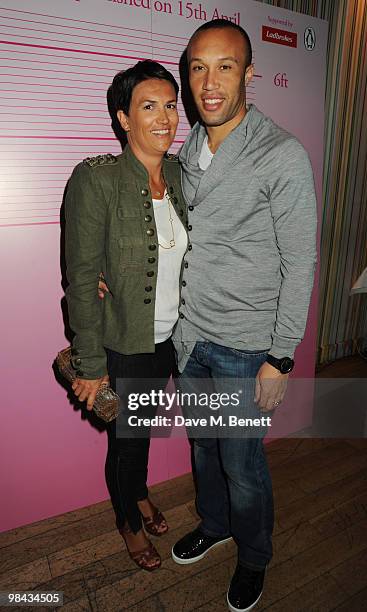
[64,61,188,571]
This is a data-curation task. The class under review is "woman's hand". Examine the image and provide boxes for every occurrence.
[98,279,109,299]
[72,375,110,410]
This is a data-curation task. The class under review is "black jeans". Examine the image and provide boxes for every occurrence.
[105,338,175,533]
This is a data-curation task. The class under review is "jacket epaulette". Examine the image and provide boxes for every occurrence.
[83,154,118,167]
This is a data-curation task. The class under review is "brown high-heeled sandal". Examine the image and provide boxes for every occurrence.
[142,506,169,537]
[119,526,161,571]
[128,540,161,571]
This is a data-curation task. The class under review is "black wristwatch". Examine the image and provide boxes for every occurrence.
[266,354,294,374]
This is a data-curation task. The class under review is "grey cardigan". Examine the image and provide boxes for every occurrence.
[173,104,317,370]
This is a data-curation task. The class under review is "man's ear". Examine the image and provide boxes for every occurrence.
[244,64,254,87]
[117,110,130,132]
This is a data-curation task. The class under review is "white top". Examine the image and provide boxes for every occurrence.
[198,135,214,171]
[153,192,187,343]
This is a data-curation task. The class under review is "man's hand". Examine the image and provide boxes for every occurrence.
[254,362,288,412]
[72,375,109,410]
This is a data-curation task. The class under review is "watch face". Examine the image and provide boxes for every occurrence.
[280,358,294,374]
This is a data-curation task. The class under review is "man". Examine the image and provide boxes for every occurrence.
[171,19,317,612]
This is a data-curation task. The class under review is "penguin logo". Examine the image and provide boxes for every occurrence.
[304,27,316,50]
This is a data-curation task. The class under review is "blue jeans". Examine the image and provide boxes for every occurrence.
[179,341,274,570]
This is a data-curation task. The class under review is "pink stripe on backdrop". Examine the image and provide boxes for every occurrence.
[3,27,188,55]
[4,31,154,54]
[1,7,188,39]
[0,135,116,140]
[2,13,152,37]
[2,14,187,47]
[0,220,59,227]
[0,136,186,143]
[1,22,154,47]
[0,73,114,84]
[0,97,108,104]
[1,89,108,97]
[0,108,107,114]
[1,120,109,125]
[0,64,120,78]
[3,171,72,175]
[1,127,110,132]
[0,56,129,73]
[1,206,60,212]
[0,159,97,161]
[0,47,147,67]
[0,39,178,66]
[0,215,59,220]
[3,207,61,211]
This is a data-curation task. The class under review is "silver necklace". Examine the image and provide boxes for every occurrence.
[158,190,176,250]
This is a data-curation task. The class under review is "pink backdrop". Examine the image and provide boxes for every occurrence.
[0,0,327,532]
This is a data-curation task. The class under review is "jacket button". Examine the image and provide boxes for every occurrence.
[179,312,185,319]
[147,271,154,277]
[184,261,189,268]
[146,228,154,236]
[144,298,151,304]
[145,286,152,292]
[76,370,84,377]
[182,280,187,287]
[74,358,82,366]
[143,201,151,209]
[179,210,184,216]
[149,244,157,251]
[189,205,194,211]
[181,298,185,305]
[148,257,156,263]
[141,188,149,196]
[144,215,152,222]
[188,244,192,251]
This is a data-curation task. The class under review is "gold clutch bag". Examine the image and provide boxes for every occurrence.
[56,347,120,423]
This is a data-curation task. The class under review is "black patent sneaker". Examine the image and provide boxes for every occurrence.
[227,563,265,611]
[171,526,232,565]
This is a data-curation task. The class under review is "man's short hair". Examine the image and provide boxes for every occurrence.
[188,19,253,69]
[110,60,179,115]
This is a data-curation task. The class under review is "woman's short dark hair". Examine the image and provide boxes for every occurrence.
[189,19,252,69]
[110,60,179,116]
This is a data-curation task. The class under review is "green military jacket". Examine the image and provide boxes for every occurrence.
[65,146,188,379]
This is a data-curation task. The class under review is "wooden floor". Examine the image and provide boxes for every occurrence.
[1,357,367,611]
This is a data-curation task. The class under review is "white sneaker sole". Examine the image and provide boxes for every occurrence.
[227,589,263,612]
[171,536,232,565]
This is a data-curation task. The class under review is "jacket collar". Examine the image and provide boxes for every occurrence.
[119,144,183,218]
[179,104,265,206]
[120,144,149,181]
[120,144,178,185]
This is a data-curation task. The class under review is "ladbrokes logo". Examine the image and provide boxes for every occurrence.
[262,26,297,48]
